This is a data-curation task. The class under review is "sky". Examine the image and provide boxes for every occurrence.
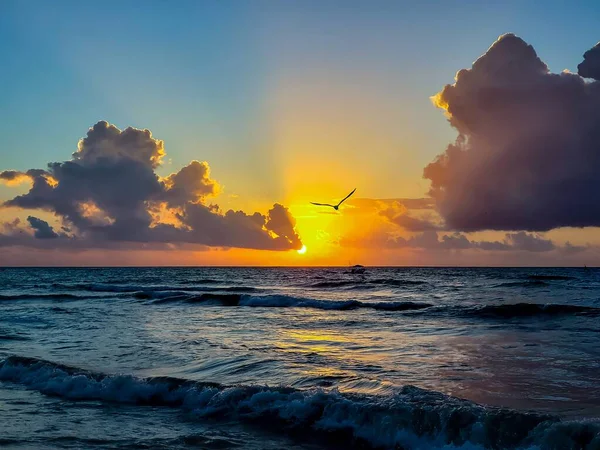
[1,0,600,266]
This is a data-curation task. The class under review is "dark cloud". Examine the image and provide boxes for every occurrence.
[265,204,303,249]
[0,171,24,182]
[161,160,219,208]
[504,231,554,252]
[74,120,165,169]
[0,121,302,251]
[26,216,59,239]
[341,230,562,253]
[425,34,600,232]
[578,42,600,80]
[0,170,35,186]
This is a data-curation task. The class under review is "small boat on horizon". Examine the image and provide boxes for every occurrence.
[349,264,366,274]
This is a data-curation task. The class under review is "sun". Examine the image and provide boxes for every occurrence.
[297,245,307,255]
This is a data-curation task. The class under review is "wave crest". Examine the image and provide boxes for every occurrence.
[153,293,433,312]
[1,356,598,450]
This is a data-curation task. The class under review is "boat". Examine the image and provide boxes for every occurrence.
[349,264,366,274]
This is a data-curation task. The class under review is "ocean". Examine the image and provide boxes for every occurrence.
[0,267,599,449]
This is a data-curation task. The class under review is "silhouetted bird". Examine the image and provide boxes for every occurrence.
[311,188,356,211]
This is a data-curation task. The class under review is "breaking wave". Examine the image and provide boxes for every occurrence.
[153,293,433,312]
[150,292,600,320]
[0,356,598,450]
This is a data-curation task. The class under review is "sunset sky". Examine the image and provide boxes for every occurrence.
[2,0,600,266]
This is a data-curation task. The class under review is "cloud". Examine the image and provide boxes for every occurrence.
[425,34,600,232]
[341,229,563,253]
[379,202,441,232]
[346,197,435,214]
[1,218,22,234]
[74,120,165,169]
[0,170,32,186]
[0,121,302,251]
[161,160,220,208]
[265,203,303,248]
[503,231,554,252]
[26,216,59,239]
[578,42,600,80]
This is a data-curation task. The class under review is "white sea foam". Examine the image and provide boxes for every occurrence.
[1,356,596,450]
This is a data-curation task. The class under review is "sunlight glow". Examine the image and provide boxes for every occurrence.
[297,244,307,254]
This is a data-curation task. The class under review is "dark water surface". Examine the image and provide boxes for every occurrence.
[0,267,599,449]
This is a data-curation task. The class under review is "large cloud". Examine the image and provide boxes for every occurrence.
[425,34,600,232]
[0,121,302,251]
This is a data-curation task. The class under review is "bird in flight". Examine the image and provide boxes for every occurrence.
[311,188,356,211]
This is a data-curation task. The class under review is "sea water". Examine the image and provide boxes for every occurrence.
[0,267,599,449]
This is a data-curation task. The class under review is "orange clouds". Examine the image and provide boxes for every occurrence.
[0,171,32,187]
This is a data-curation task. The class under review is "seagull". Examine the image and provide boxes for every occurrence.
[311,188,356,211]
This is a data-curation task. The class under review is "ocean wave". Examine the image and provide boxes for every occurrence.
[527,275,576,281]
[177,279,226,285]
[492,280,550,288]
[1,355,598,450]
[464,303,600,319]
[0,293,86,301]
[0,333,29,341]
[309,280,360,288]
[133,291,191,300]
[153,293,433,312]
[51,282,255,294]
[369,278,428,287]
[309,279,427,289]
[150,293,600,319]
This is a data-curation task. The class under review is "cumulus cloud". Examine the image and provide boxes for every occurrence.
[161,160,220,207]
[578,42,600,80]
[425,34,600,232]
[0,121,302,251]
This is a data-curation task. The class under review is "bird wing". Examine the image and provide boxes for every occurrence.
[336,188,357,207]
[310,202,335,208]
